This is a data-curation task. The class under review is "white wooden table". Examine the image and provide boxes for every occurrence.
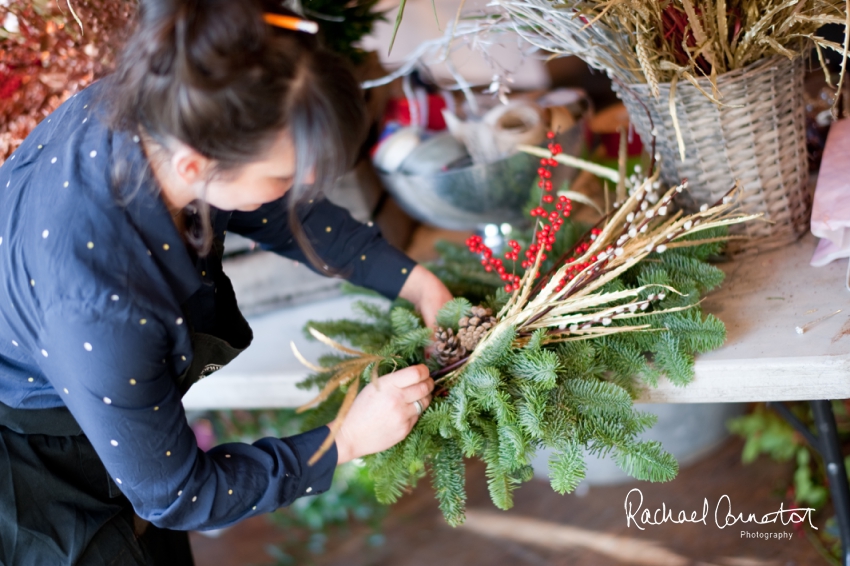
[183,233,850,565]
[184,233,850,410]
[637,233,850,403]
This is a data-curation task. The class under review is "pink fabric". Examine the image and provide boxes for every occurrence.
[811,119,850,267]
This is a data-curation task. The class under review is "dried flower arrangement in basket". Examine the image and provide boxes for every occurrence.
[493,0,848,102]
[484,0,849,252]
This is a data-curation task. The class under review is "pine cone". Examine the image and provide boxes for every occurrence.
[434,327,467,367]
[457,306,497,352]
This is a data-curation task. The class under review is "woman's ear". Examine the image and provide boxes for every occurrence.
[171,143,212,189]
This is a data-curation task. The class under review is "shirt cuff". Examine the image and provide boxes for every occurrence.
[285,426,338,498]
[354,241,417,299]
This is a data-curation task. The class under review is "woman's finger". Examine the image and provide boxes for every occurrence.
[408,393,432,419]
[400,378,434,403]
[384,364,429,388]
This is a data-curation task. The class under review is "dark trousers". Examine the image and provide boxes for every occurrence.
[0,408,195,566]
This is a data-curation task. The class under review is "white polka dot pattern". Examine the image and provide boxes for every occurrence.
[0,89,389,530]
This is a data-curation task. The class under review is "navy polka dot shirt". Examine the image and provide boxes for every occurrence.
[0,82,416,530]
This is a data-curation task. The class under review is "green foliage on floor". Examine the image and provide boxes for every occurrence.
[728,401,850,565]
[300,219,731,526]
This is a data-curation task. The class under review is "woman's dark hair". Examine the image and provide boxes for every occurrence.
[106,0,368,266]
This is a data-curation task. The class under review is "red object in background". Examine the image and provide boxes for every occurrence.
[585,103,644,158]
[0,74,23,100]
[596,127,644,158]
[383,93,449,131]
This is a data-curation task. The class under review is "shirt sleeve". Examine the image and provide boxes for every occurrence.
[226,196,416,299]
[37,300,337,531]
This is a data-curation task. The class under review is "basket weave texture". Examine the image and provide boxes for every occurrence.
[612,56,810,254]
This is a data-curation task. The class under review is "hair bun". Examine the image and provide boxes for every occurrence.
[141,0,268,90]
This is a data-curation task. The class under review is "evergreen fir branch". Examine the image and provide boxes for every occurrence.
[481,419,520,512]
[390,306,423,335]
[418,400,453,439]
[613,440,679,482]
[436,297,474,329]
[653,332,695,385]
[555,341,605,380]
[466,324,517,371]
[507,348,561,390]
[485,287,513,314]
[579,413,643,458]
[635,265,672,291]
[401,428,429,478]
[541,389,577,447]
[561,378,634,418]
[304,318,391,352]
[295,365,339,391]
[300,389,347,431]
[659,254,726,293]
[389,327,433,361]
[430,439,467,527]
[595,336,654,394]
[459,427,486,457]
[660,310,726,354]
[353,300,392,324]
[669,226,728,260]
[510,465,536,484]
[480,389,517,428]
[368,443,409,504]
[497,421,528,468]
[485,462,515,511]
[517,384,548,439]
[464,365,502,393]
[622,410,659,437]
[525,328,548,352]
[450,383,471,432]
[549,441,587,494]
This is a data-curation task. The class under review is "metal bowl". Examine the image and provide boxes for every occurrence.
[379,121,585,231]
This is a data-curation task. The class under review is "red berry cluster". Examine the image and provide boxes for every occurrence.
[466,235,522,291]
[551,228,603,293]
[466,132,575,294]
[537,131,563,200]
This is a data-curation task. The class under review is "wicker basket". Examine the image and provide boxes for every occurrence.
[612,56,810,254]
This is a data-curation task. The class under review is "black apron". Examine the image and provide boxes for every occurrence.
[0,272,253,566]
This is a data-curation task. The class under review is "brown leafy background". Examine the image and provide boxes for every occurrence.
[0,0,134,160]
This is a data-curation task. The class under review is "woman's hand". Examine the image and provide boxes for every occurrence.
[332,365,433,465]
[398,265,453,329]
